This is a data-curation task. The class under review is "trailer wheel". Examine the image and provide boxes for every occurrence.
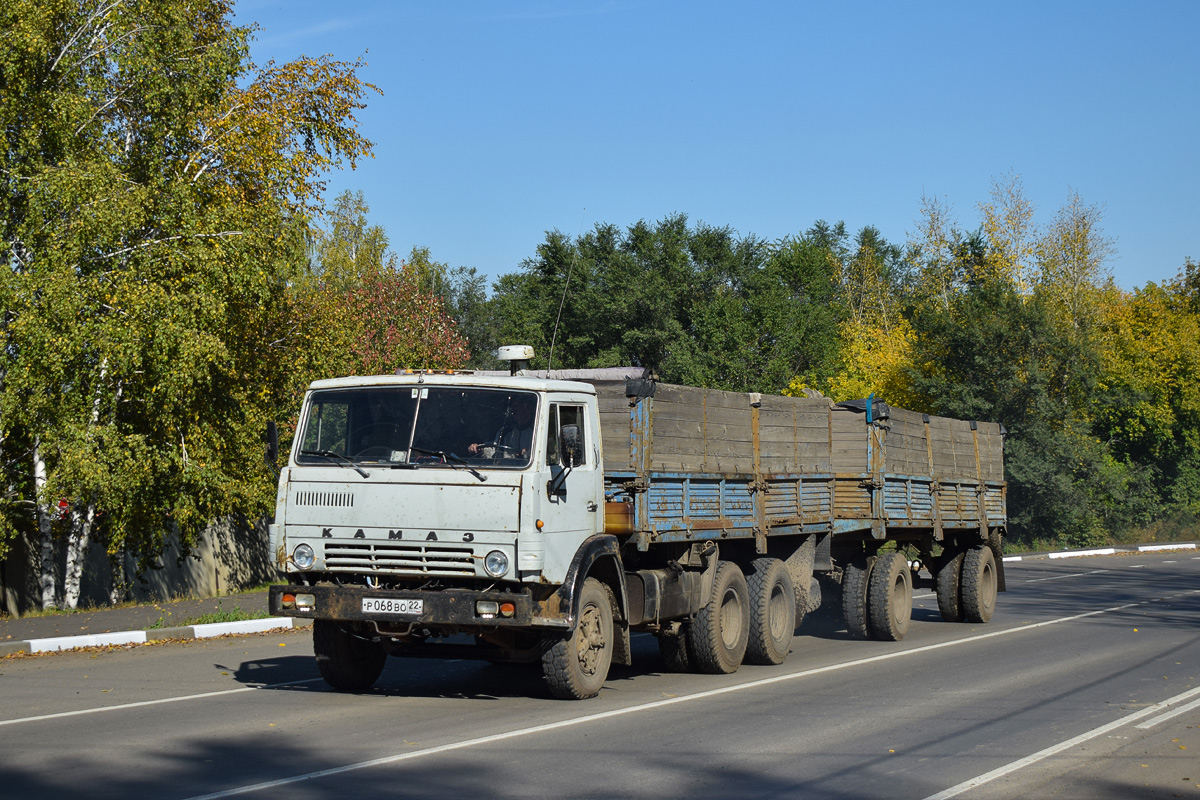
[936,550,965,622]
[542,577,613,699]
[842,556,875,640]
[961,545,998,623]
[656,623,691,672]
[687,561,750,674]
[746,558,795,665]
[313,620,387,692]
[867,552,912,641]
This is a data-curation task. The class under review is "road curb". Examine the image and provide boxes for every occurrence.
[0,616,312,658]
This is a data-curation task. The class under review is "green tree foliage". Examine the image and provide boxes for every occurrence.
[490,214,841,393]
[0,0,376,604]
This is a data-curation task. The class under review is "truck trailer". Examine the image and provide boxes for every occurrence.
[268,347,1006,698]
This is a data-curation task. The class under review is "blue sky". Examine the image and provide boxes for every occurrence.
[234,1,1198,291]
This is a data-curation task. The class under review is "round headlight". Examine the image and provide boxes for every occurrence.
[483,549,509,578]
[292,543,315,570]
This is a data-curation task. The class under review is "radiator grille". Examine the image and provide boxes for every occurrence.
[324,542,475,576]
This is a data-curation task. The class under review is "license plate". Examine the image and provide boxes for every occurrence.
[362,597,423,615]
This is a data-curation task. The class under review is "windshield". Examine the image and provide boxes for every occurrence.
[296,386,537,469]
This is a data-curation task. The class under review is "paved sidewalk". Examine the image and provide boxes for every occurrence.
[0,589,306,657]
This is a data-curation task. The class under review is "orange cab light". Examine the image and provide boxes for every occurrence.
[536,519,544,530]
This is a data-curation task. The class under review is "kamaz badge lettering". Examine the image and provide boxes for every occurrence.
[463,532,474,542]
[388,530,403,539]
[321,528,332,538]
[354,529,365,539]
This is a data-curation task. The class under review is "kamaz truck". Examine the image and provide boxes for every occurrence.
[268,346,1006,699]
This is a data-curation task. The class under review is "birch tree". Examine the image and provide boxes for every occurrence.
[0,0,377,607]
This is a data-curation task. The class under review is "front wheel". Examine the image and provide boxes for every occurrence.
[313,620,387,692]
[543,577,614,699]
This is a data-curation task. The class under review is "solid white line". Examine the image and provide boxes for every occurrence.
[923,684,1200,800]
[0,678,325,728]
[1138,543,1196,552]
[1024,569,1107,583]
[1129,565,1146,568]
[1134,696,1200,729]
[1049,548,1116,559]
[181,599,1150,800]
[1002,556,1022,562]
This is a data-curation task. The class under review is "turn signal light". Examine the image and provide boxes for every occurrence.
[281,593,296,608]
[499,602,515,618]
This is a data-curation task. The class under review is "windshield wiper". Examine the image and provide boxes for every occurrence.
[408,447,487,482]
[299,449,371,479]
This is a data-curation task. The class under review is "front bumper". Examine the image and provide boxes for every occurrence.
[269,583,567,630]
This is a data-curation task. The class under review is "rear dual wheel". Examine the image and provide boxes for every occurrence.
[745,558,795,665]
[687,561,750,673]
[961,545,998,623]
[843,552,913,641]
[937,544,997,624]
[867,552,912,641]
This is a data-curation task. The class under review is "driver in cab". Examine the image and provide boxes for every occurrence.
[468,396,536,459]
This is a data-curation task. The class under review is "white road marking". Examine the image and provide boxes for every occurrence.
[923,684,1200,800]
[0,678,325,727]
[1024,569,1107,583]
[180,598,1157,800]
[1129,565,1146,568]
[1134,696,1200,729]
[1138,543,1196,552]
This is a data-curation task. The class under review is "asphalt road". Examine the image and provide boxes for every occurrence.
[1,551,1197,800]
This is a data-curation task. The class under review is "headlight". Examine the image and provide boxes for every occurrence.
[483,550,509,578]
[292,543,315,570]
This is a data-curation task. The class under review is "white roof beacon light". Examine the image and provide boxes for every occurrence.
[496,345,535,376]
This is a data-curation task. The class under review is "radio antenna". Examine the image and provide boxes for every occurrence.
[547,209,586,373]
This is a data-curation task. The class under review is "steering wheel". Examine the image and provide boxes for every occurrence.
[478,442,521,457]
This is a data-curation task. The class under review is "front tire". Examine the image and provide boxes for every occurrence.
[961,545,998,623]
[687,561,750,674]
[313,620,387,692]
[745,558,795,665]
[867,552,912,641]
[543,577,614,699]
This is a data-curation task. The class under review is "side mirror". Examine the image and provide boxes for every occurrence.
[265,421,279,467]
[560,424,581,468]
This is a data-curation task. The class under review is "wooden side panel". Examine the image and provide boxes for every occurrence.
[592,381,634,472]
[830,406,868,472]
[648,385,754,473]
[758,395,833,474]
[883,407,928,477]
